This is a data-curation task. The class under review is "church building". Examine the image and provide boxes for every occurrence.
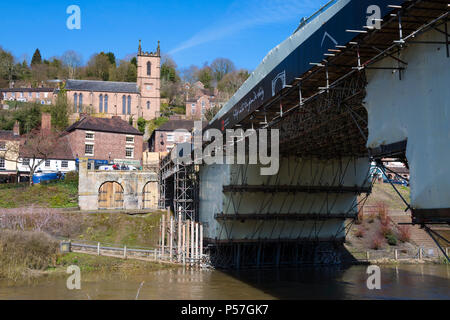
[65,41,161,123]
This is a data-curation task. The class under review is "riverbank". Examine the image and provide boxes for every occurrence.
[0,208,172,283]
[0,229,176,284]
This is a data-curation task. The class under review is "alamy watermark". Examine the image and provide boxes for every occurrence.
[66,265,81,290]
[170,121,280,176]
[366,265,381,290]
[66,5,81,30]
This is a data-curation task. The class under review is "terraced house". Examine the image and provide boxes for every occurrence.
[66,41,161,123]
[0,122,20,183]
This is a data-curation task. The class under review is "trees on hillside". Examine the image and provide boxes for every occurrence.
[31,49,42,66]
[217,69,250,101]
[211,58,235,82]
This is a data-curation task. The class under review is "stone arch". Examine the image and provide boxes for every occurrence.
[98,181,124,210]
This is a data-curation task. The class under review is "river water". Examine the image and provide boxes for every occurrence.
[0,265,449,300]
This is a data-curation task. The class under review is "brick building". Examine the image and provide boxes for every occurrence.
[0,87,56,105]
[185,81,226,120]
[65,116,144,167]
[66,41,161,123]
[149,118,206,153]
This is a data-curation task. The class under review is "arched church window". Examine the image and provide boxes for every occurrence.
[74,93,78,112]
[127,96,131,115]
[79,93,83,113]
[147,61,151,76]
[99,94,103,113]
[104,95,108,113]
[122,95,126,114]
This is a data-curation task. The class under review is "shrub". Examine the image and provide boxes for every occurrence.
[355,227,365,238]
[355,210,364,225]
[376,202,390,226]
[398,225,411,243]
[370,235,384,250]
[64,171,78,184]
[0,230,59,281]
[386,234,398,246]
[381,224,393,238]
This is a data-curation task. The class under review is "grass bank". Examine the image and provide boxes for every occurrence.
[0,180,78,208]
[69,211,165,248]
[0,228,174,283]
[363,183,410,211]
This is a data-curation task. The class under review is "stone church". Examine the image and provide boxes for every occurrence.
[65,41,161,123]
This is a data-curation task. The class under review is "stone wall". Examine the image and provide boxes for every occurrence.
[78,158,158,211]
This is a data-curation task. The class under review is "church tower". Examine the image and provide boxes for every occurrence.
[137,40,161,120]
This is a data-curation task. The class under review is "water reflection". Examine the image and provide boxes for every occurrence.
[0,265,449,300]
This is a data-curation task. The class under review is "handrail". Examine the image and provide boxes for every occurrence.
[293,0,338,34]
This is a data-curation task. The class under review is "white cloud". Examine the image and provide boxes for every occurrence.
[170,0,327,55]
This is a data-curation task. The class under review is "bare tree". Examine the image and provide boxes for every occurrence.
[21,129,60,185]
[0,127,61,185]
[61,50,82,79]
[211,58,236,82]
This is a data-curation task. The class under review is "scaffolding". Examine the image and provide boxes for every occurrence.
[158,154,199,222]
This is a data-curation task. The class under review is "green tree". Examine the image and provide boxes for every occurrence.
[105,52,116,66]
[31,49,42,66]
[130,57,137,68]
[0,48,16,85]
[87,52,112,81]
[137,117,147,134]
[196,66,213,89]
[51,91,69,131]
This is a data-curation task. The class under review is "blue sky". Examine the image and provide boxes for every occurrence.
[0,0,329,71]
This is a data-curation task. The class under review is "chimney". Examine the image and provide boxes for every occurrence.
[80,113,88,120]
[41,113,52,134]
[13,121,20,136]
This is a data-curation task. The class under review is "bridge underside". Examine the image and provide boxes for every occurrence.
[160,1,450,267]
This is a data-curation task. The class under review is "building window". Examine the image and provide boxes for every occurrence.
[147,61,151,76]
[79,93,83,113]
[20,92,24,98]
[122,95,126,114]
[22,158,30,166]
[74,93,78,112]
[167,133,174,143]
[127,96,131,115]
[125,147,134,158]
[104,95,108,113]
[191,104,196,115]
[0,157,5,169]
[126,136,134,144]
[45,160,51,167]
[86,132,95,140]
[44,93,48,98]
[61,161,69,168]
[12,92,15,98]
[28,92,32,98]
[85,144,94,156]
[36,92,40,98]
[99,94,103,113]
